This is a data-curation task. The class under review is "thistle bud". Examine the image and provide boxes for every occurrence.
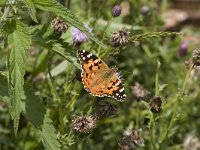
[149,96,163,113]
[140,5,150,15]
[112,5,122,17]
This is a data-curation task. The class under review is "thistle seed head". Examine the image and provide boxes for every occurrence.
[72,116,95,133]
[109,29,130,47]
[51,17,68,36]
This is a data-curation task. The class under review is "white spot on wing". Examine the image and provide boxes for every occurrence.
[87,54,92,58]
[119,87,125,93]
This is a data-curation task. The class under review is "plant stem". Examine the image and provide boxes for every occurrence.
[155,61,160,96]
[160,64,193,146]
[155,71,159,96]
[149,113,157,150]
[136,102,140,128]
[47,52,64,134]
[182,65,194,90]
[97,17,113,55]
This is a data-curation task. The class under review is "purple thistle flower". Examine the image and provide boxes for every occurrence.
[71,26,91,46]
[178,41,188,57]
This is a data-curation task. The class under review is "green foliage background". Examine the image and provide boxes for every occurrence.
[0,0,200,149]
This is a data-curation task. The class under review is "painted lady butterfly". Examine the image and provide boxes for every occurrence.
[77,49,126,101]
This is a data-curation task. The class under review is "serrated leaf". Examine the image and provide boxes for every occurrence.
[32,0,106,49]
[23,0,38,23]
[0,74,61,150]
[42,114,61,150]
[4,19,31,135]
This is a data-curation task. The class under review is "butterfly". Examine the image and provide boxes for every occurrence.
[77,49,126,101]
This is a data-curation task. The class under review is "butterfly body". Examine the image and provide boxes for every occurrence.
[77,49,126,101]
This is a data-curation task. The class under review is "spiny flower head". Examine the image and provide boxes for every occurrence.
[109,29,129,47]
[192,48,200,66]
[51,17,68,36]
[72,115,95,133]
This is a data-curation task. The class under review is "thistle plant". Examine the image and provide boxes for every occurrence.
[0,0,199,150]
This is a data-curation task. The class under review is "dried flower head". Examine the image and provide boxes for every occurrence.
[131,82,150,101]
[72,116,95,133]
[192,48,200,66]
[112,5,122,17]
[109,29,129,47]
[96,101,117,119]
[140,5,150,15]
[149,96,162,113]
[71,25,91,46]
[118,129,144,150]
[178,41,188,57]
[51,17,68,36]
[184,134,200,150]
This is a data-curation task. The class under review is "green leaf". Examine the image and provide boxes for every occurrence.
[42,114,61,150]
[4,19,31,135]
[32,0,106,49]
[23,0,38,23]
[0,74,61,150]
[0,0,6,6]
